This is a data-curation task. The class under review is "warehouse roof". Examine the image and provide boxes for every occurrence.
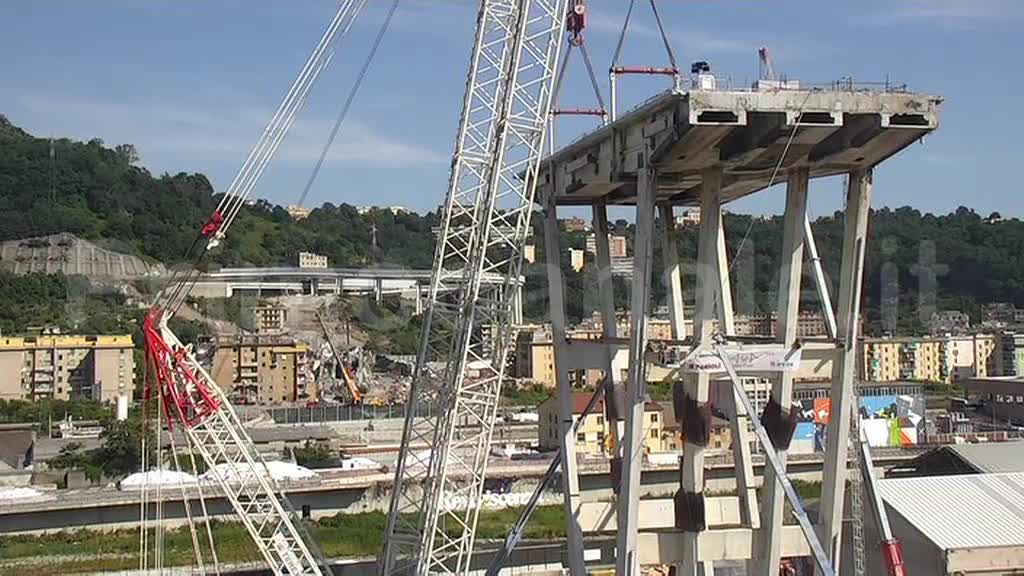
[886,440,1024,478]
[947,441,1024,473]
[878,472,1024,550]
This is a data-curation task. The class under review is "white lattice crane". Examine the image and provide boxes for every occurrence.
[380,1,571,575]
[139,2,368,574]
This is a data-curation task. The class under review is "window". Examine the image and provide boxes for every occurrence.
[597,432,605,442]
[576,433,585,443]
[650,429,658,439]
[650,413,659,423]
[597,416,604,426]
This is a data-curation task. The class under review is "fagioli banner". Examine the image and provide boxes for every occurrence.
[681,348,802,374]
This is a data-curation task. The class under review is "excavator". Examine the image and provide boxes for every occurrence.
[316,309,369,404]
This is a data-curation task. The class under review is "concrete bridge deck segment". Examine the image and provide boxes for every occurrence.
[537,87,940,207]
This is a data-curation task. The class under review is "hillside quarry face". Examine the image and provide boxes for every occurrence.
[0,233,166,280]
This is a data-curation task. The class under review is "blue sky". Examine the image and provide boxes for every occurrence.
[1,0,1022,218]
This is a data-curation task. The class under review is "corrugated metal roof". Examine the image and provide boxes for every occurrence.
[878,472,1024,550]
[947,441,1024,473]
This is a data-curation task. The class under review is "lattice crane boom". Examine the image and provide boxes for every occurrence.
[140,2,367,574]
[145,318,327,575]
[380,1,570,575]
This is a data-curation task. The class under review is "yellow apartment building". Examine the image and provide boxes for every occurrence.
[860,334,999,384]
[0,335,134,402]
[210,335,314,405]
[537,392,665,454]
[860,337,945,383]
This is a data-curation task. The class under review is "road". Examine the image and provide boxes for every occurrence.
[0,447,925,535]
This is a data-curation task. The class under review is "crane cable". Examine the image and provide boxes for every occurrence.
[647,0,679,72]
[610,0,679,72]
[610,0,637,69]
[296,0,401,208]
[154,1,368,318]
[724,89,817,275]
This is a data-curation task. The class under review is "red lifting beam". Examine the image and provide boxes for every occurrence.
[612,65,678,76]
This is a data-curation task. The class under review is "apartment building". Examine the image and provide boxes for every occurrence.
[674,208,701,227]
[997,331,1024,377]
[0,335,134,402]
[982,303,1024,327]
[514,318,680,388]
[860,334,1001,384]
[928,310,971,335]
[513,324,609,388]
[562,217,589,233]
[210,335,314,405]
[860,337,948,383]
[297,251,328,269]
[661,405,732,453]
[285,205,311,221]
[569,248,585,272]
[523,243,536,264]
[584,233,628,259]
[537,392,665,454]
[964,376,1024,426]
[251,303,288,333]
[975,334,998,377]
[732,312,830,339]
[945,334,998,380]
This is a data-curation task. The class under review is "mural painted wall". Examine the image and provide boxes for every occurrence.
[789,393,925,454]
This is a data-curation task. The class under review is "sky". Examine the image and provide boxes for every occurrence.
[1,0,1022,219]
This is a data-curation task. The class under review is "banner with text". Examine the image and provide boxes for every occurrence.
[682,348,802,374]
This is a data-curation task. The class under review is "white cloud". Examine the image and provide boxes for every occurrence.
[16,91,446,172]
[864,0,1023,27]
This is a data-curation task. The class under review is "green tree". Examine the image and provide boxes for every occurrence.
[293,441,335,468]
[93,416,152,478]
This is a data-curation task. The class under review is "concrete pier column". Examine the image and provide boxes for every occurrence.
[541,194,586,576]
[616,153,658,576]
[592,204,623,454]
[374,279,383,304]
[712,208,760,538]
[757,168,809,575]
[818,169,872,574]
[659,204,686,340]
[678,167,723,576]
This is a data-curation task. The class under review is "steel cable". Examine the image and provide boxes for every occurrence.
[296,0,401,208]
